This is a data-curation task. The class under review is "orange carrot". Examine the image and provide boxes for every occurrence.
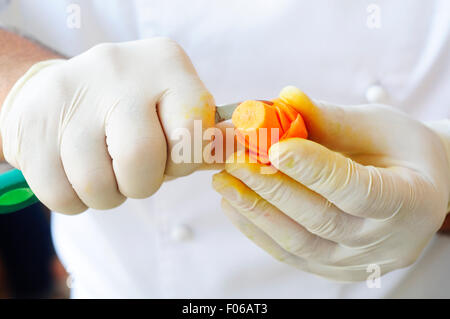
[231,100,282,133]
[272,99,298,122]
[232,95,309,163]
[281,114,308,139]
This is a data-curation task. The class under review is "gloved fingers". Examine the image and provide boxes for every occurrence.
[269,138,413,219]
[105,95,167,198]
[212,171,359,265]
[156,41,216,177]
[21,156,87,214]
[279,86,392,154]
[198,121,241,171]
[0,79,87,214]
[60,120,126,210]
[158,85,215,177]
[221,194,397,281]
[221,198,309,271]
[5,117,87,214]
[225,151,377,247]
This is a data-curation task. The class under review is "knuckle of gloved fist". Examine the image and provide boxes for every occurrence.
[81,38,186,68]
[72,177,125,209]
[85,197,126,211]
[164,160,199,178]
[79,43,126,74]
[149,38,191,68]
[85,42,120,60]
[121,176,165,199]
[45,194,87,215]
[118,136,166,169]
[119,163,165,199]
[148,37,183,55]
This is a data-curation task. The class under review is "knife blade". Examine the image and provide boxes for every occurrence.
[215,102,240,123]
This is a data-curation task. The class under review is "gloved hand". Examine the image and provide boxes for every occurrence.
[213,86,450,281]
[0,38,215,214]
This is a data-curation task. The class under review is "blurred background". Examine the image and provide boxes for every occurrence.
[0,202,69,298]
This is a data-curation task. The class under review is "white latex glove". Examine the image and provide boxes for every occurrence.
[213,86,450,281]
[0,38,215,214]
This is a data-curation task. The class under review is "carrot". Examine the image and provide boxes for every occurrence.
[232,93,309,164]
[272,99,298,121]
[274,105,291,132]
[231,100,282,133]
[281,114,308,139]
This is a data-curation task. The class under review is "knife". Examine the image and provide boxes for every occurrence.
[0,103,242,214]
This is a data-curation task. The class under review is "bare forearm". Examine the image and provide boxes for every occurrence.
[0,29,61,107]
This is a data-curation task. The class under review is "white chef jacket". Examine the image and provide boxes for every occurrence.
[1,0,449,298]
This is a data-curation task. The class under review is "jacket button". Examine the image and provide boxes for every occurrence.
[170,224,193,242]
[365,84,389,104]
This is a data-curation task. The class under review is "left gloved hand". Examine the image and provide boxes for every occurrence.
[212,86,450,281]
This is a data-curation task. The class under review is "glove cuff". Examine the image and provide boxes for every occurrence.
[427,119,450,212]
[0,59,64,164]
[0,59,65,124]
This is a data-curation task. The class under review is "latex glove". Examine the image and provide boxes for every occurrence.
[213,86,450,281]
[0,38,215,214]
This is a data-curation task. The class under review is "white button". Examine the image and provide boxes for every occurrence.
[365,84,389,104]
[170,224,193,242]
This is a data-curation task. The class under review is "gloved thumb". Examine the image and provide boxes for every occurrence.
[268,137,421,220]
[279,86,392,154]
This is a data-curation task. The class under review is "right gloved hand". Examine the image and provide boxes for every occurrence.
[0,38,215,214]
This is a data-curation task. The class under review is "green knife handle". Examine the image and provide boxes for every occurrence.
[0,168,39,214]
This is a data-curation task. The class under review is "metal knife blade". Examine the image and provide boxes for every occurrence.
[215,102,240,123]
[215,100,272,123]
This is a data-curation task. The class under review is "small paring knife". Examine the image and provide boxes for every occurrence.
[0,103,245,214]
[215,102,240,123]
